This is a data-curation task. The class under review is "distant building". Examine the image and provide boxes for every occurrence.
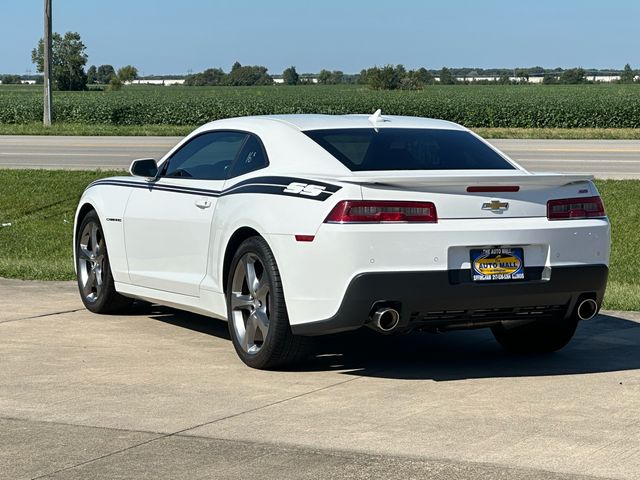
[128,79,186,86]
[450,76,544,84]
[0,79,36,85]
[586,75,620,82]
[272,76,318,84]
[434,75,631,84]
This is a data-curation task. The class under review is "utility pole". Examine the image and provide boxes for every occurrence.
[43,0,52,126]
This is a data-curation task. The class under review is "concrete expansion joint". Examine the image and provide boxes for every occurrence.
[0,308,84,325]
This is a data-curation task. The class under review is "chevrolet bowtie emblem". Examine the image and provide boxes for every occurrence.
[482,200,509,211]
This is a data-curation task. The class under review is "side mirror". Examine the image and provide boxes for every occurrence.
[129,158,158,180]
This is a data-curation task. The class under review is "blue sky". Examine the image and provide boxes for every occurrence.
[2,0,639,75]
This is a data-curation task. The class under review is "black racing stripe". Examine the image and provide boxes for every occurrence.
[91,179,218,195]
[220,184,333,201]
[229,176,341,193]
[90,180,221,197]
[88,180,147,191]
[87,176,341,201]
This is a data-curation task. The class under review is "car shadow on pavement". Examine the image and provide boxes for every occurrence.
[299,313,640,381]
[138,304,232,340]
[142,306,639,381]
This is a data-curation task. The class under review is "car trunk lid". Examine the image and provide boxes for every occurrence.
[330,171,595,219]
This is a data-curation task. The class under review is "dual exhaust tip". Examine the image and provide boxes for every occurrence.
[368,298,597,334]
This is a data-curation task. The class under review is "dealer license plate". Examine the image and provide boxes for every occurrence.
[470,247,525,282]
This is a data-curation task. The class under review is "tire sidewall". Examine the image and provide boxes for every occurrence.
[226,237,286,368]
[76,211,115,313]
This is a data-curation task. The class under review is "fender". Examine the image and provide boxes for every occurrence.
[74,182,133,282]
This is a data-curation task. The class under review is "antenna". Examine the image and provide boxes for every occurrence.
[368,109,388,131]
[368,109,385,123]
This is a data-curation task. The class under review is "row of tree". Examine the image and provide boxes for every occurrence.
[359,64,639,90]
[185,64,337,86]
[542,64,637,85]
[20,31,640,90]
[360,65,437,90]
[182,63,639,89]
[1,74,23,84]
[86,64,137,84]
[184,62,272,86]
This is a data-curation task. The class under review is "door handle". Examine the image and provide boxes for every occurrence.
[195,198,212,209]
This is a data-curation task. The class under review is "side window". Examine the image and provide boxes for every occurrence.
[163,131,248,180]
[228,134,269,178]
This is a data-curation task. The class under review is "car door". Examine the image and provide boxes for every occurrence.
[123,131,248,296]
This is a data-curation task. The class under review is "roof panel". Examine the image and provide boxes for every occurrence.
[199,114,466,132]
[261,114,465,131]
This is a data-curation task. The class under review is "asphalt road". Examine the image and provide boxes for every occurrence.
[1,278,639,479]
[1,136,640,178]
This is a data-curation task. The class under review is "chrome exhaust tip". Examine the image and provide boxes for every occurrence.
[576,298,598,321]
[370,307,401,333]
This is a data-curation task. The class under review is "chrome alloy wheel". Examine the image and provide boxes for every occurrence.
[230,253,270,354]
[78,221,105,303]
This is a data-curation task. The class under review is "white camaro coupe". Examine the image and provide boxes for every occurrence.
[74,112,610,368]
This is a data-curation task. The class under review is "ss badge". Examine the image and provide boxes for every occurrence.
[283,182,326,197]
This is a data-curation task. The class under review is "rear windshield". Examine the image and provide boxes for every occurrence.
[305,128,515,171]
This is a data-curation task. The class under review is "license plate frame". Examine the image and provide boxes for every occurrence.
[470,247,525,282]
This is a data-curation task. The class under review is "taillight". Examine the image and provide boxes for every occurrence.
[325,201,437,223]
[547,196,606,220]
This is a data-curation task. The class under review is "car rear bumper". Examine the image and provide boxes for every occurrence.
[291,264,608,336]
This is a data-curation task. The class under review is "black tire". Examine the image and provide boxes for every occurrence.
[226,236,309,369]
[491,316,579,354]
[75,210,132,314]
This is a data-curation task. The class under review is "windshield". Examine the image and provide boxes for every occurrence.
[305,128,515,171]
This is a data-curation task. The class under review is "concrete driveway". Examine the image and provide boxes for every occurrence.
[1,278,639,479]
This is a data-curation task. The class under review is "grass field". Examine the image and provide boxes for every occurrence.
[2,84,640,132]
[0,170,637,311]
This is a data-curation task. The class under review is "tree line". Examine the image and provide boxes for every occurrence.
[358,65,639,90]
[179,63,640,89]
[184,62,272,86]
[6,30,638,90]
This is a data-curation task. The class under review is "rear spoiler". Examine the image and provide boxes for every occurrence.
[324,172,594,188]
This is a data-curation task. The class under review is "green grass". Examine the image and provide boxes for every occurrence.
[0,170,637,310]
[1,122,639,139]
[474,128,640,140]
[0,122,194,136]
[0,169,120,280]
[595,180,640,311]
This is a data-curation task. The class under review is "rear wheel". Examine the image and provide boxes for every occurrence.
[76,211,132,313]
[491,316,579,354]
[226,237,308,369]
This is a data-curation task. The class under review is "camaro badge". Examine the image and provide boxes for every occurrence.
[482,200,509,211]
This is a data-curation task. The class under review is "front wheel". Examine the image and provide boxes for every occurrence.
[226,237,308,369]
[76,210,132,313]
[491,316,579,354]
